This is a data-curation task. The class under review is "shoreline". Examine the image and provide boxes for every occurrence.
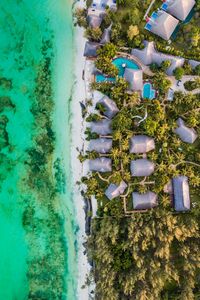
[70,1,91,298]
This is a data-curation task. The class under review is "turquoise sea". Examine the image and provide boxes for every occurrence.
[0,0,78,299]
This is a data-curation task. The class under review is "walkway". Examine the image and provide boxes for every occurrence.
[143,0,156,20]
[168,75,200,95]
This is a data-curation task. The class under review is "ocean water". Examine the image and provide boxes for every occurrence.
[0,0,77,299]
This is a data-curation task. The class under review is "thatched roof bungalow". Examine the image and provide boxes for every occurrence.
[131,159,155,177]
[132,191,158,210]
[105,181,127,200]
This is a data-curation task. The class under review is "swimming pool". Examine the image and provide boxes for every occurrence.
[96,57,139,82]
[143,83,156,100]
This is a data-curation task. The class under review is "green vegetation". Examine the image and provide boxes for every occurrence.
[84,80,200,298]
[95,43,118,77]
[173,67,185,80]
[184,78,200,91]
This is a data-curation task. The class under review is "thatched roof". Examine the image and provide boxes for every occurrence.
[100,28,111,44]
[84,42,101,57]
[89,157,112,172]
[132,191,158,210]
[105,181,127,200]
[130,135,155,154]
[131,41,184,75]
[88,138,112,153]
[90,119,112,135]
[98,95,119,119]
[131,159,155,177]
[87,14,103,28]
[175,118,198,144]
[172,176,190,211]
[147,10,179,40]
[165,0,195,21]
[124,68,143,91]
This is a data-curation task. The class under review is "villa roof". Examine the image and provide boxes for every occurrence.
[105,180,127,200]
[148,10,179,41]
[88,138,112,153]
[89,157,112,172]
[188,59,200,69]
[98,95,119,119]
[172,176,190,211]
[131,41,155,65]
[87,14,103,28]
[84,41,101,58]
[131,159,155,177]
[175,118,198,144]
[124,68,143,91]
[130,135,155,154]
[165,0,195,21]
[100,28,111,44]
[90,119,112,135]
[131,41,185,75]
[132,191,158,210]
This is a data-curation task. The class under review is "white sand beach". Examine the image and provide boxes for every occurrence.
[70,1,92,298]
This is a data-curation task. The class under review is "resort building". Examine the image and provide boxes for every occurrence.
[100,27,111,44]
[131,41,185,75]
[87,13,103,28]
[174,118,198,144]
[84,41,101,58]
[88,138,112,153]
[97,95,119,119]
[162,0,196,21]
[145,10,179,41]
[90,119,112,135]
[89,157,112,172]
[130,135,155,154]
[172,176,190,211]
[188,59,200,69]
[124,68,143,92]
[87,0,117,28]
[132,191,158,210]
[105,181,127,200]
[131,159,155,177]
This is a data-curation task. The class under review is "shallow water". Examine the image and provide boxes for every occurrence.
[0,0,77,299]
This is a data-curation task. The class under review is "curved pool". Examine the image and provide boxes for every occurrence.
[96,56,139,82]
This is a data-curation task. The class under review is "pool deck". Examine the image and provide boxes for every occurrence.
[117,52,154,76]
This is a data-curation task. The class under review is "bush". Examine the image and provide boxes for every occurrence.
[173,67,185,80]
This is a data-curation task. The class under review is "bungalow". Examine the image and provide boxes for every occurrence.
[89,157,112,172]
[174,118,198,144]
[100,27,111,44]
[84,41,101,58]
[87,0,117,28]
[90,119,112,135]
[145,10,179,41]
[130,135,155,154]
[131,41,185,75]
[172,176,190,211]
[87,14,103,28]
[97,95,119,119]
[88,138,112,153]
[131,159,155,177]
[105,181,127,200]
[124,68,143,92]
[162,0,196,21]
[132,191,158,210]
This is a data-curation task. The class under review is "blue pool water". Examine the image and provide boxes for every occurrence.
[143,83,156,100]
[96,57,139,82]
